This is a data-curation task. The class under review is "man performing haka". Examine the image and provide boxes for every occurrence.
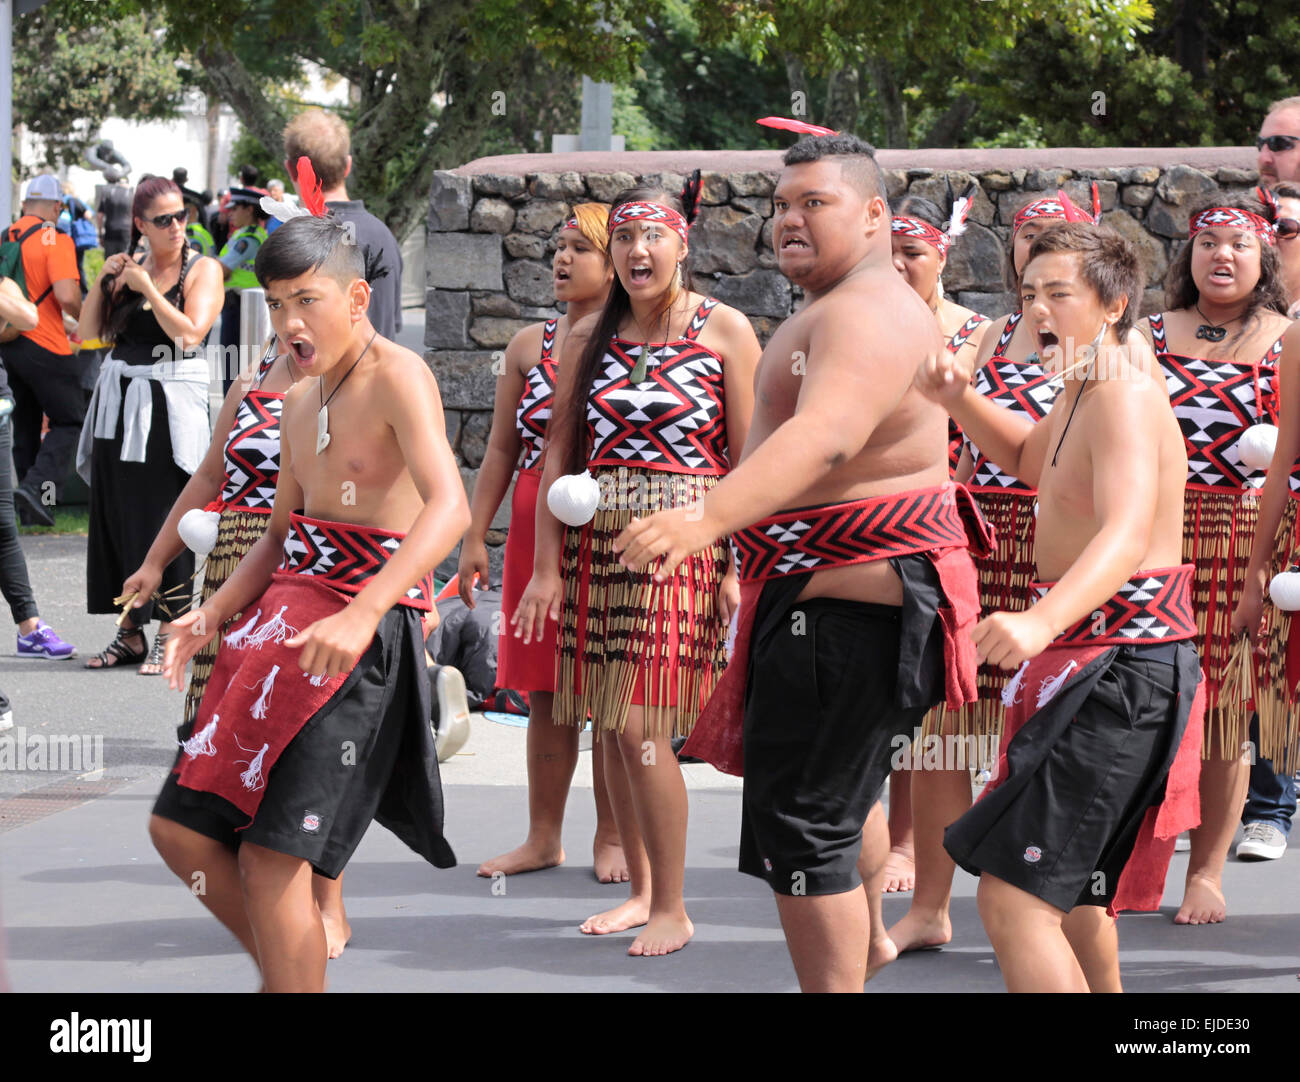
[927,224,1202,992]
[614,131,991,992]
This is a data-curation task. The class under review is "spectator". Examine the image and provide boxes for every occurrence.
[96,172,133,258]
[0,274,77,693]
[75,176,222,673]
[264,178,288,234]
[283,108,404,339]
[1,175,86,528]
[237,163,260,188]
[57,181,98,294]
[1258,95,1300,187]
[215,187,269,393]
[180,186,215,257]
[1273,182,1300,317]
[210,189,231,253]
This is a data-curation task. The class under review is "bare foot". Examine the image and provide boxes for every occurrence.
[628,912,694,956]
[888,908,952,953]
[1174,874,1227,925]
[320,908,352,959]
[865,934,899,981]
[881,845,914,893]
[593,836,629,884]
[476,841,564,877]
[580,896,650,936]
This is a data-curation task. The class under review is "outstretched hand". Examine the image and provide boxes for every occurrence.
[163,608,218,691]
[285,608,378,680]
[914,347,974,409]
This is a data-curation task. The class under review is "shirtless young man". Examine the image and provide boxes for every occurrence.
[614,133,988,992]
[922,223,1201,992]
[158,214,469,992]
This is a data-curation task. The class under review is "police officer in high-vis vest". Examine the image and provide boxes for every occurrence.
[181,186,215,258]
[217,186,268,393]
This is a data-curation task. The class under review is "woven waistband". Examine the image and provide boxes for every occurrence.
[1032,564,1196,646]
[278,511,434,610]
[733,482,992,584]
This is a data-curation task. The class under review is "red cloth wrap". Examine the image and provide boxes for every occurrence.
[984,564,1204,914]
[683,482,994,775]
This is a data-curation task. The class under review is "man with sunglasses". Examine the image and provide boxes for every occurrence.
[1258,97,1300,188]
[216,187,270,393]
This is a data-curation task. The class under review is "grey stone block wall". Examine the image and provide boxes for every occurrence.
[424,160,1259,582]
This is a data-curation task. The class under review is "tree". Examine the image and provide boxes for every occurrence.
[13,0,187,171]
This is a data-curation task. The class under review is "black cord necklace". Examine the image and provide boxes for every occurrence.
[1051,370,1092,467]
[316,329,378,454]
[1195,302,1238,343]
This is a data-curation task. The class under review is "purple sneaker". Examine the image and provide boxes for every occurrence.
[17,620,76,659]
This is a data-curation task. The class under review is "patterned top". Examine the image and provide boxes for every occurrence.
[965,312,1060,493]
[279,511,435,610]
[515,318,559,472]
[1149,313,1285,493]
[586,297,729,476]
[219,351,283,512]
[945,314,989,475]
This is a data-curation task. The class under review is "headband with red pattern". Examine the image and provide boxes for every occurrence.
[1013,184,1100,232]
[891,216,953,256]
[1188,206,1276,245]
[562,216,579,232]
[608,201,689,244]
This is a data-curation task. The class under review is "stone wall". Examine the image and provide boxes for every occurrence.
[424,147,1260,581]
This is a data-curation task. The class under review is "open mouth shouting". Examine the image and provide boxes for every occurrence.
[554,267,571,285]
[1207,264,1235,285]
[627,263,654,286]
[287,336,317,364]
[1036,328,1061,360]
[780,234,811,252]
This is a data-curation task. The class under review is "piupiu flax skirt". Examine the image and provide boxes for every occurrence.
[1215,491,1300,766]
[181,507,270,725]
[554,469,729,740]
[919,488,1036,753]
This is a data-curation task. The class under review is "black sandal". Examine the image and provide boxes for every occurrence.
[138,632,169,676]
[85,626,148,670]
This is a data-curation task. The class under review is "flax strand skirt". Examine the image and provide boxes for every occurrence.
[554,469,729,741]
[919,489,1036,756]
[1218,491,1300,767]
[181,508,268,725]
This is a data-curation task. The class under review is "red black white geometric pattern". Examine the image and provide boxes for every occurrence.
[947,314,988,355]
[278,512,434,610]
[732,483,993,584]
[586,298,729,476]
[1032,564,1197,645]
[516,318,558,471]
[943,315,988,475]
[220,389,283,511]
[966,312,1061,493]
[1150,314,1284,492]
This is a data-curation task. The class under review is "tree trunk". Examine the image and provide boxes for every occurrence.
[194,37,287,162]
[1170,0,1209,80]
[782,51,810,122]
[825,66,860,134]
[920,94,976,149]
[863,55,906,148]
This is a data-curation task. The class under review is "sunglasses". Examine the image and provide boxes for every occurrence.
[1257,135,1300,153]
[1277,218,1300,240]
[148,210,188,228]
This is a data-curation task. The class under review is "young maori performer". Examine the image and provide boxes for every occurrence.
[513,175,760,956]
[932,222,1201,993]
[881,189,990,893]
[888,188,1098,949]
[1137,189,1293,925]
[618,133,991,991]
[466,204,627,883]
[156,213,469,992]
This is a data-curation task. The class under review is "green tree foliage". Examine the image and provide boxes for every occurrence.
[13,0,187,170]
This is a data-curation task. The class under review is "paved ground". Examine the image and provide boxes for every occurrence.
[1,452,1297,992]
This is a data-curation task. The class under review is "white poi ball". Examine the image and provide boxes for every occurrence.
[1237,424,1279,471]
[1269,570,1300,611]
[547,472,601,527]
[178,508,221,556]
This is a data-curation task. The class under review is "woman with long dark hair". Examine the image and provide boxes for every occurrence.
[466,204,626,883]
[76,176,223,672]
[514,178,760,955]
[1139,188,1292,926]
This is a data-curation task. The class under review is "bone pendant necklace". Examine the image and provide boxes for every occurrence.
[316,330,378,454]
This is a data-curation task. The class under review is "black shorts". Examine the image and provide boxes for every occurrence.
[152,605,454,879]
[943,641,1196,912]
[739,586,935,896]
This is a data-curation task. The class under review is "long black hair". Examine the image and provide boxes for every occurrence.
[1165,190,1289,346]
[98,176,192,344]
[554,183,701,475]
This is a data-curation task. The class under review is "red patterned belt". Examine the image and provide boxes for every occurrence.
[1030,564,1196,646]
[278,511,434,611]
